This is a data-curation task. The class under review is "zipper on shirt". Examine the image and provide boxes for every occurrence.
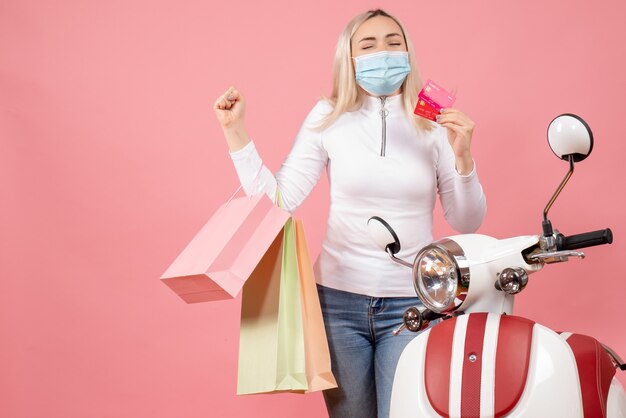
[379,96,388,157]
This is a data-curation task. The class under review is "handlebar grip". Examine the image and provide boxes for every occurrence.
[557,228,613,251]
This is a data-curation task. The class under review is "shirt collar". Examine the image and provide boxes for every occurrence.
[361,93,404,115]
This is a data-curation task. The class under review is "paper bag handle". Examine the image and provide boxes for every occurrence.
[226,163,284,208]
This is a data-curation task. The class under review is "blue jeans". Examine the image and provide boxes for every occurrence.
[317,284,431,418]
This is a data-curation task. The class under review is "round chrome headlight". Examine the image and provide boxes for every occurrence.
[412,239,469,313]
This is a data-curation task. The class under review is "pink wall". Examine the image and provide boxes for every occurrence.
[2,0,625,417]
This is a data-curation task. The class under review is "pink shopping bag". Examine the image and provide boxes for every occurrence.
[161,194,290,303]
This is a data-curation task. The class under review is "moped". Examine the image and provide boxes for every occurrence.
[368,114,626,417]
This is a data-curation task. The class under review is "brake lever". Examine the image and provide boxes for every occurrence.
[528,250,585,264]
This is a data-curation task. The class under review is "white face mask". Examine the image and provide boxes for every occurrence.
[353,51,411,96]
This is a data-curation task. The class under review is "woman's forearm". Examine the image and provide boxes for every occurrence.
[223,123,251,152]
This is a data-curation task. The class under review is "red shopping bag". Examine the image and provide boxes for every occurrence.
[161,194,290,303]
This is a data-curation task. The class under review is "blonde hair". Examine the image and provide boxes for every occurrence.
[318,9,433,131]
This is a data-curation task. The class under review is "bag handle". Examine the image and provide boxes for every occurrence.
[226,163,264,204]
[226,164,285,209]
[275,188,284,209]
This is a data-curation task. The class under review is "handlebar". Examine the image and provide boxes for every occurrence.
[556,228,613,251]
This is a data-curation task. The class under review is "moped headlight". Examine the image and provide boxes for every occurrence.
[412,239,469,313]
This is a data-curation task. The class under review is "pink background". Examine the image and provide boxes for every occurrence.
[2,0,625,417]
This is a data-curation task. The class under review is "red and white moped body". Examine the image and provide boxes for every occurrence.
[368,114,626,417]
[389,234,626,418]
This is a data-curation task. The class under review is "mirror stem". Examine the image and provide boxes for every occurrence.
[386,247,414,268]
[542,155,575,230]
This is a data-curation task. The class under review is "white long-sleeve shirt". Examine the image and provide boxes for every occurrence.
[230,94,486,297]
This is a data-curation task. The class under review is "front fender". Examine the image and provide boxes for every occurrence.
[390,313,585,418]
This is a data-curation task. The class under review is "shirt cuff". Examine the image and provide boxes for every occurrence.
[455,159,477,180]
[228,140,256,160]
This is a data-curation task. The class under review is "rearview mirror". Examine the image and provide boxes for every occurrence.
[547,114,593,162]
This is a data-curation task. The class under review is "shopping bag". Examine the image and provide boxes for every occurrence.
[160,194,290,303]
[294,220,338,392]
[237,218,308,394]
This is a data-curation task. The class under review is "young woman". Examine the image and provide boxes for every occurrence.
[214,9,486,418]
